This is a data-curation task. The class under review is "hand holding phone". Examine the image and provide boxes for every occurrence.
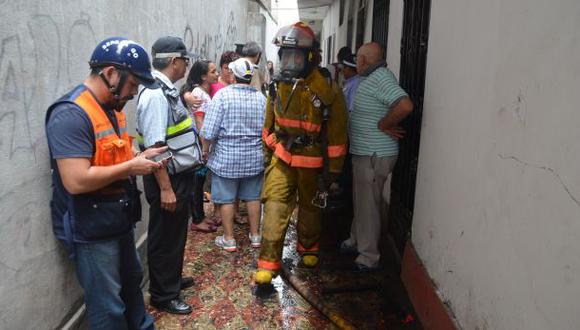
[149,150,173,163]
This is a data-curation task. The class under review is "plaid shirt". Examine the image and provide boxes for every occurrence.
[201,84,266,178]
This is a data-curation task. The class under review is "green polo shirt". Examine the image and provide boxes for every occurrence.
[349,66,408,157]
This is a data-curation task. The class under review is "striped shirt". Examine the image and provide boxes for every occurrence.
[349,66,408,157]
[201,84,266,178]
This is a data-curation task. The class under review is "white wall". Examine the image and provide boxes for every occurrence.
[413,0,580,329]
[261,7,280,68]
[321,0,341,65]
[0,0,248,328]
[386,0,403,78]
[320,0,379,66]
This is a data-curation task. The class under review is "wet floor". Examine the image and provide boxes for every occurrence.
[146,203,422,330]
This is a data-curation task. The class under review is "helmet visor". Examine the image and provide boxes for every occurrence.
[279,48,305,77]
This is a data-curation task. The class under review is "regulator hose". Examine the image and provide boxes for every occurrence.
[280,264,356,330]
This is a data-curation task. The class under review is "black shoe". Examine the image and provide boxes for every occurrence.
[151,298,192,314]
[350,262,380,274]
[180,276,194,290]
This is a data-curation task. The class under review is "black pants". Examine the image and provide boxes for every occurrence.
[190,170,206,224]
[144,172,193,303]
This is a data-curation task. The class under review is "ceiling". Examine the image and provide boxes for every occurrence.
[296,0,334,20]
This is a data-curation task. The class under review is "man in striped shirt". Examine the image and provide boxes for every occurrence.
[342,42,414,271]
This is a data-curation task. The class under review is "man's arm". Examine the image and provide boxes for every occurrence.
[137,89,177,211]
[377,96,414,132]
[153,162,177,212]
[57,151,164,195]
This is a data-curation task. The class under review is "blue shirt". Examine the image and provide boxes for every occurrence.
[342,74,361,115]
[201,84,266,178]
[349,66,408,157]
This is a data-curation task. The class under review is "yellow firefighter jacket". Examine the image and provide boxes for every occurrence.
[263,68,348,173]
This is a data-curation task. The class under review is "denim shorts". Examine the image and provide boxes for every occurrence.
[210,172,264,204]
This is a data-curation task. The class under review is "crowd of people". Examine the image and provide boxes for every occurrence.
[45,21,412,329]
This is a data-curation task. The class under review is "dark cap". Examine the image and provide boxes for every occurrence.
[341,53,357,68]
[151,36,196,59]
[241,41,262,57]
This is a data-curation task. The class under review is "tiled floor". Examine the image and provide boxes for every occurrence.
[147,203,421,330]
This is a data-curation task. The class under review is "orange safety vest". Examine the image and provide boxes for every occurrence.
[72,89,134,167]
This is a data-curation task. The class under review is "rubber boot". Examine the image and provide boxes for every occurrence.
[254,270,273,285]
[301,255,319,268]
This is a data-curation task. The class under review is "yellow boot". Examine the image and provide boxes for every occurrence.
[254,270,273,285]
[301,255,319,268]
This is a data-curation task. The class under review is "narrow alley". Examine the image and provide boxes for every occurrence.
[144,203,419,329]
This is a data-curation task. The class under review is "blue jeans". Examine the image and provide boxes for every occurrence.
[74,231,155,330]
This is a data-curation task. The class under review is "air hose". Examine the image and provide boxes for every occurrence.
[280,264,356,330]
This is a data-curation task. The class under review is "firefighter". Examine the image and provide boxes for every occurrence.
[255,22,348,285]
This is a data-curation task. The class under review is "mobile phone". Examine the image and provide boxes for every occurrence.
[149,150,173,163]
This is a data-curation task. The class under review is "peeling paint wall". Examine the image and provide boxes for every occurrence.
[0,0,250,328]
[412,0,580,328]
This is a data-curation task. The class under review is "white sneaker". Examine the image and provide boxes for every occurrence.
[249,234,261,248]
[215,235,237,252]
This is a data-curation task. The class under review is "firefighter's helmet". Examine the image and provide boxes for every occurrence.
[273,22,320,80]
[273,22,317,49]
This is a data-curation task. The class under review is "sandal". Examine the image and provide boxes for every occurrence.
[190,222,217,233]
[234,215,248,225]
[210,216,222,227]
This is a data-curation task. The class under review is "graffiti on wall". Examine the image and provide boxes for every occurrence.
[0,9,240,263]
[183,11,238,64]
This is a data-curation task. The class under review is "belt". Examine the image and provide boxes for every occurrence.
[277,133,321,148]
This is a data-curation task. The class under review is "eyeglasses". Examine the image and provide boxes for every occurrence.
[177,57,190,65]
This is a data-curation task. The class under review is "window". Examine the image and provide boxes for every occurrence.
[356,0,368,50]
[339,0,346,26]
[326,35,333,64]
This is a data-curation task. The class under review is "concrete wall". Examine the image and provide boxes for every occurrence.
[0,0,250,328]
[412,0,580,328]
[321,0,374,65]
[386,0,403,78]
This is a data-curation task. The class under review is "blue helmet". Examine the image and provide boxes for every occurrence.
[89,37,158,89]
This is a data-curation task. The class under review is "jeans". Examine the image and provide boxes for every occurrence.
[74,231,155,330]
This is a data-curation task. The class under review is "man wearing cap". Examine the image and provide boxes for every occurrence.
[45,37,165,329]
[200,58,266,252]
[136,36,197,314]
[241,41,264,91]
[341,53,361,115]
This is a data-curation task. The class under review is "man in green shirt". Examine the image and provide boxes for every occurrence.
[342,42,414,271]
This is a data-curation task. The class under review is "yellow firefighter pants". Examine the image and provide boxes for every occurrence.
[258,157,321,272]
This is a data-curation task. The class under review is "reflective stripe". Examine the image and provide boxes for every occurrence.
[258,259,281,271]
[273,143,292,163]
[95,128,116,139]
[262,128,270,141]
[273,142,323,168]
[297,242,319,253]
[119,126,127,135]
[290,154,323,168]
[167,117,192,136]
[328,144,347,158]
[136,117,192,146]
[276,117,321,133]
[264,133,277,149]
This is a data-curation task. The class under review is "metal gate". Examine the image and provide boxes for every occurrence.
[388,0,431,255]
[372,0,390,53]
